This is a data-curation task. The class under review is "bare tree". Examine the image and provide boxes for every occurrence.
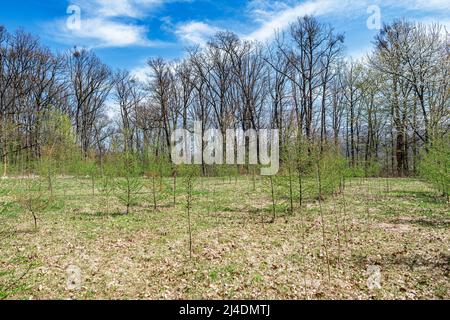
[66,48,113,157]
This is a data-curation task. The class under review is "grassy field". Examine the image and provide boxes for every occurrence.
[0,176,449,300]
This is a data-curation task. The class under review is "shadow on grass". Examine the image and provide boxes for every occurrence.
[380,253,450,272]
[0,228,37,239]
[390,217,450,229]
[215,205,297,225]
[354,251,450,273]
[87,211,127,218]
[390,190,447,204]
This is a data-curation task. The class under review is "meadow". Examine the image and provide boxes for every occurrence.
[1,175,448,300]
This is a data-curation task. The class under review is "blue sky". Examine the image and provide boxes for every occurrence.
[1,0,449,79]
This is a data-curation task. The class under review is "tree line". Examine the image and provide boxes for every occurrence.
[0,17,448,179]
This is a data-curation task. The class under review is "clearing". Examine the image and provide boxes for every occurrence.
[0,177,449,299]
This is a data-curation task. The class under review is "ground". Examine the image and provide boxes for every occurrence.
[0,176,449,300]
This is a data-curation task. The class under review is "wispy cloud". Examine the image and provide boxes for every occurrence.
[244,0,449,42]
[397,0,450,11]
[245,0,359,42]
[46,18,151,48]
[174,21,220,46]
[45,0,186,48]
[131,64,152,82]
[73,0,174,18]
[45,0,450,50]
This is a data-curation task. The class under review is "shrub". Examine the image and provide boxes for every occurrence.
[16,176,51,230]
[419,136,449,199]
[116,152,143,214]
[98,163,116,214]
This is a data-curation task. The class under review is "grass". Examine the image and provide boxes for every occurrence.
[0,176,449,300]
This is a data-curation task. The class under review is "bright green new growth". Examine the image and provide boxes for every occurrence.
[180,164,200,259]
[116,152,143,215]
[16,176,51,230]
[0,177,12,215]
[419,136,449,200]
[98,162,116,214]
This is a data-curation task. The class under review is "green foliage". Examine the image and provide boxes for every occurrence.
[157,155,174,178]
[316,148,347,197]
[0,177,13,215]
[115,152,143,214]
[293,137,312,175]
[40,109,78,175]
[344,161,381,178]
[62,151,84,176]
[30,109,80,195]
[16,176,52,229]
[178,164,202,179]
[180,164,199,259]
[145,161,160,211]
[419,136,449,197]
[346,165,365,178]
[37,154,57,196]
[76,157,97,177]
[98,162,116,214]
[145,154,174,210]
[365,161,382,177]
[81,157,99,196]
[180,165,200,207]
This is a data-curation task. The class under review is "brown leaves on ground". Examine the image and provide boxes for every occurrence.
[0,177,448,299]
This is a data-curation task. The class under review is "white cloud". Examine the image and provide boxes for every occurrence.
[131,64,152,82]
[170,0,363,46]
[244,0,450,43]
[95,0,143,18]
[247,0,293,23]
[66,18,150,47]
[52,0,450,49]
[348,46,371,61]
[47,0,185,47]
[175,21,220,45]
[74,0,167,18]
[245,0,358,42]
[397,0,450,11]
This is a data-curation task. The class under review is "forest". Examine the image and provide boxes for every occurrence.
[0,16,449,300]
